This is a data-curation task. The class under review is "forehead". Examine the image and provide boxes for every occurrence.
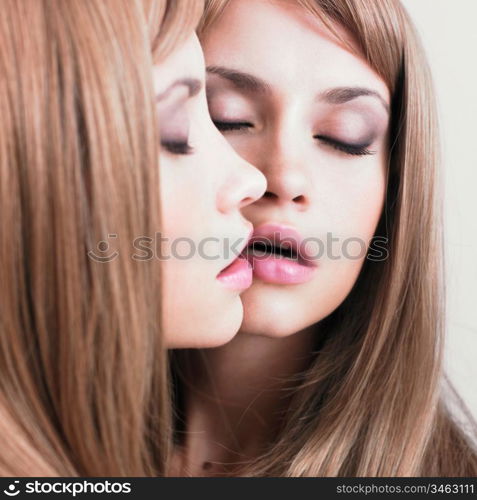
[153,33,205,94]
[201,0,390,103]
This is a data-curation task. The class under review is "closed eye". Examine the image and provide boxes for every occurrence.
[212,120,254,132]
[314,135,375,156]
[161,139,194,155]
[212,121,375,157]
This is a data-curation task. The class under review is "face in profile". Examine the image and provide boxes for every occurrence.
[201,0,391,337]
[153,34,266,348]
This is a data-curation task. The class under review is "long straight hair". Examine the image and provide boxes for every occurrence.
[0,0,202,476]
[198,0,477,476]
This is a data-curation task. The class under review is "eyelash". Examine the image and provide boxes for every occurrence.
[161,139,194,155]
[213,121,251,132]
[313,135,375,156]
[212,121,375,157]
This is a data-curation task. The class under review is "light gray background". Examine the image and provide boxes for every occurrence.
[400,0,477,418]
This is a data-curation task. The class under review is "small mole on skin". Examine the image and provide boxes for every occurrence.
[202,461,213,471]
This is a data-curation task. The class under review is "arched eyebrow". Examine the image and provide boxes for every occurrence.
[319,87,389,115]
[156,78,202,101]
[206,65,389,114]
[206,66,272,95]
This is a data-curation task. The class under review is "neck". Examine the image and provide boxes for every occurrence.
[171,326,317,476]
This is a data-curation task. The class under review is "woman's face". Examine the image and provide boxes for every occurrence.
[201,0,390,337]
[154,34,266,348]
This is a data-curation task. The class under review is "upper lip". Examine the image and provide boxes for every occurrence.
[218,223,254,274]
[246,222,317,267]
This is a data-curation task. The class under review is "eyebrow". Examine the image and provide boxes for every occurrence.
[319,87,389,114]
[156,78,202,101]
[206,65,389,114]
[206,66,272,95]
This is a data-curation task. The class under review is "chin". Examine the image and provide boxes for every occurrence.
[238,320,299,338]
[194,295,244,349]
[164,291,244,349]
[238,285,318,338]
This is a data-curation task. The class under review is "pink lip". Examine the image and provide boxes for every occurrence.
[216,225,254,291]
[245,223,317,285]
[216,255,253,290]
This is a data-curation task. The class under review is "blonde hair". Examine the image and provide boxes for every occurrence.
[0,0,202,476]
[197,0,477,476]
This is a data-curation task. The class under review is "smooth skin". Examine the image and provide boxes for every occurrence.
[154,34,267,348]
[171,0,390,475]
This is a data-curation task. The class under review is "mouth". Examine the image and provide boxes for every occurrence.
[243,223,317,285]
[245,240,305,263]
[216,226,254,291]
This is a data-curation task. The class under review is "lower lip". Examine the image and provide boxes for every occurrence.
[217,256,253,290]
[247,252,316,285]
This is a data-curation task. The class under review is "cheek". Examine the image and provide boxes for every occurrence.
[159,156,185,234]
[339,184,384,241]
[159,158,206,330]
[309,161,386,317]
[159,153,212,239]
[314,161,385,300]
[320,159,386,243]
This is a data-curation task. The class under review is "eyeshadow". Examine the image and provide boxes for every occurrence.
[315,107,387,144]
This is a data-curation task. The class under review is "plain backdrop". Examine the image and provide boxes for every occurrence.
[400,0,477,418]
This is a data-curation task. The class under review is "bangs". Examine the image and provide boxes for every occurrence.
[146,0,205,62]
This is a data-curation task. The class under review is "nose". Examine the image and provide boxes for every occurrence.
[215,134,267,214]
[258,135,310,209]
[263,169,308,207]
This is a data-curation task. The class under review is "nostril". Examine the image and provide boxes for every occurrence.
[239,196,255,208]
[293,195,306,204]
[263,191,278,199]
[261,191,307,205]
